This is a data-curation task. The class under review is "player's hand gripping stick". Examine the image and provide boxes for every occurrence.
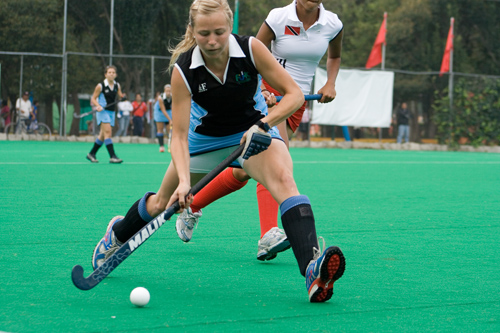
[241,121,272,160]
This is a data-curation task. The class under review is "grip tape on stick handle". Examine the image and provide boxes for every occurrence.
[275,94,323,102]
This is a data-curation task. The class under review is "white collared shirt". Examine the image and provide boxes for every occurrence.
[118,100,133,116]
[16,98,32,118]
[265,0,343,93]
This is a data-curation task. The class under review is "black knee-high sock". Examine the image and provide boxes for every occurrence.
[104,138,117,158]
[280,195,319,276]
[157,133,164,147]
[89,139,103,155]
[113,192,155,243]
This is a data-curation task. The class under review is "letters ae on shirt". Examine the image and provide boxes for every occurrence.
[198,83,208,93]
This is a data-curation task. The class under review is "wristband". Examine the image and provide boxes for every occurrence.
[255,120,271,132]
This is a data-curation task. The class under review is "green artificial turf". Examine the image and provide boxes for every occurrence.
[1,141,499,332]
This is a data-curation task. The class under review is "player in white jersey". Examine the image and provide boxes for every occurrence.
[178,0,344,262]
[259,0,343,140]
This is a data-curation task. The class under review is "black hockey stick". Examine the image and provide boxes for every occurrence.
[275,94,323,102]
[74,100,123,119]
[72,143,245,290]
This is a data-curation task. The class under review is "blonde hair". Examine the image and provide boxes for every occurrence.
[168,0,233,71]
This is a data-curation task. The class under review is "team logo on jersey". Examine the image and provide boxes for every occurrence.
[285,26,300,36]
[198,83,207,93]
[236,71,250,84]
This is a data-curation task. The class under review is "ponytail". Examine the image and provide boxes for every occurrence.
[168,0,233,72]
[168,25,196,72]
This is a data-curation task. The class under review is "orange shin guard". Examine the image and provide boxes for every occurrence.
[190,168,248,213]
[256,182,279,238]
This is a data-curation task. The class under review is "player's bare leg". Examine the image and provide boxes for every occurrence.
[97,122,122,163]
[243,140,345,302]
[156,122,166,152]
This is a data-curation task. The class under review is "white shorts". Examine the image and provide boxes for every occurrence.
[190,145,245,173]
[188,126,282,173]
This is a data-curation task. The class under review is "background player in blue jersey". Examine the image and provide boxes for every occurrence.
[90,0,345,303]
[154,84,173,152]
[86,65,124,164]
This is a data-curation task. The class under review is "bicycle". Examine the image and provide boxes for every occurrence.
[4,117,52,140]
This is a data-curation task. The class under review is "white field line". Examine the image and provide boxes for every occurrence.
[1,161,500,165]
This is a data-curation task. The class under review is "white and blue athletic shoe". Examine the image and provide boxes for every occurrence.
[92,216,124,270]
[257,227,291,261]
[176,208,202,242]
[305,237,345,303]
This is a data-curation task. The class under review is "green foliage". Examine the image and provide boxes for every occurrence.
[1,0,500,142]
[0,0,65,100]
[433,77,500,146]
[238,0,287,35]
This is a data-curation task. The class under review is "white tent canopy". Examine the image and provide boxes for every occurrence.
[311,68,394,127]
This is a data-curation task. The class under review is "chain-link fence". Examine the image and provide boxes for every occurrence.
[2,50,499,145]
[1,51,171,137]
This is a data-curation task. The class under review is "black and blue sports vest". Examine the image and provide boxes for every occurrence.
[99,80,119,111]
[161,93,172,110]
[175,35,264,137]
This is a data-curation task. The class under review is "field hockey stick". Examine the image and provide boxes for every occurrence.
[167,125,173,153]
[71,143,245,290]
[73,109,99,119]
[275,94,323,102]
[74,100,122,119]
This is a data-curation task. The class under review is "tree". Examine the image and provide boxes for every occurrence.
[1,0,499,139]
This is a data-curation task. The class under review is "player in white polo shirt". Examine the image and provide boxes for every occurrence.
[176,0,344,262]
[249,1,343,260]
[259,0,343,139]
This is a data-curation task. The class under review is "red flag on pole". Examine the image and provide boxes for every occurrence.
[440,18,454,76]
[365,13,387,69]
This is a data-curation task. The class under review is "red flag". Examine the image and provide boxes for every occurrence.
[440,18,454,76]
[365,13,387,69]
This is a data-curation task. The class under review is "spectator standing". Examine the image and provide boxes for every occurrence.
[131,93,148,137]
[396,102,411,143]
[15,92,35,131]
[1,100,11,129]
[115,93,133,137]
[32,100,39,118]
[30,100,39,131]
